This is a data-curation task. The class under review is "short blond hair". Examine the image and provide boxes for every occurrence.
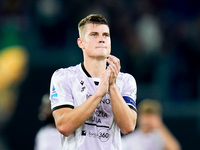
[78,14,109,38]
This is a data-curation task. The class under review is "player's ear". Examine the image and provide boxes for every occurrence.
[77,38,84,49]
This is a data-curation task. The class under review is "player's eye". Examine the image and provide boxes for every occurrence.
[91,33,97,37]
[103,34,109,37]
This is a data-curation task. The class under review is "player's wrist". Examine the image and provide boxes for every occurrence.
[109,83,118,91]
[94,90,106,100]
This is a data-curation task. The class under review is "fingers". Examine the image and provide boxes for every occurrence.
[106,55,121,75]
[107,62,117,78]
[98,69,110,96]
[106,55,121,86]
[100,69,111,84]
[98,55,121,95]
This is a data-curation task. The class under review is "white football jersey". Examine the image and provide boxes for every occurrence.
[50,63,137,150]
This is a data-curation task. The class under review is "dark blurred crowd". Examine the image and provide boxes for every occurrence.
[1,0,200,102]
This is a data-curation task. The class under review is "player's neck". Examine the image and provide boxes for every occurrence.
[83,59,107,78]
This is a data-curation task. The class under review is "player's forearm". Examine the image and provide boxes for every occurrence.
[109,84,137,135]
[54,93,103,137]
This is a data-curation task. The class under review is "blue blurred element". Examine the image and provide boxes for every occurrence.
[0,0,200,149]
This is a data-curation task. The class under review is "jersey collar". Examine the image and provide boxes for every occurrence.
[81,63,99,85]
[81,62,92,77]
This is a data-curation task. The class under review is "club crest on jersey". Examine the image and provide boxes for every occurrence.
[51,85,58,98]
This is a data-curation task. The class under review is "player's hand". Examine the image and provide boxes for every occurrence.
[96,69,110,97]
[106,55,121,86]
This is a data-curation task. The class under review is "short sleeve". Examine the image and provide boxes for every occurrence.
[49,69,74,111]
[121,74,137,112]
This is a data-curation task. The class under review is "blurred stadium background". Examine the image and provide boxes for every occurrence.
[0,0,200,149]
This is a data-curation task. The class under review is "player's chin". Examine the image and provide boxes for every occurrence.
[94,54,109,60]
[93,49,110,58]
[103,52,110,59]
[97,51,110,58]
[102,49,110,57]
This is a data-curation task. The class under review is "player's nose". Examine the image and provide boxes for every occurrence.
[98,35,105,43]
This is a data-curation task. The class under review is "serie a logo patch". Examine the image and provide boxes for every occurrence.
[51,85,58,98]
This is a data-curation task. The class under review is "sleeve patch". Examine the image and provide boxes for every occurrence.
[51,84,58,98]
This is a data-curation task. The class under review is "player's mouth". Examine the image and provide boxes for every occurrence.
[96,44,107,49]
[96,47,107,49]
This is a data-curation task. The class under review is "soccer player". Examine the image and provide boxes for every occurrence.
[49,14,137,150]
[122,99,181,150]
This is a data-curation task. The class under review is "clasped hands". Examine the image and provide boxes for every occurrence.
[106,55,121,86]
[97,55,121,97]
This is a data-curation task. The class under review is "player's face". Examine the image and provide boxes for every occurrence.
[78,23,111,59]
